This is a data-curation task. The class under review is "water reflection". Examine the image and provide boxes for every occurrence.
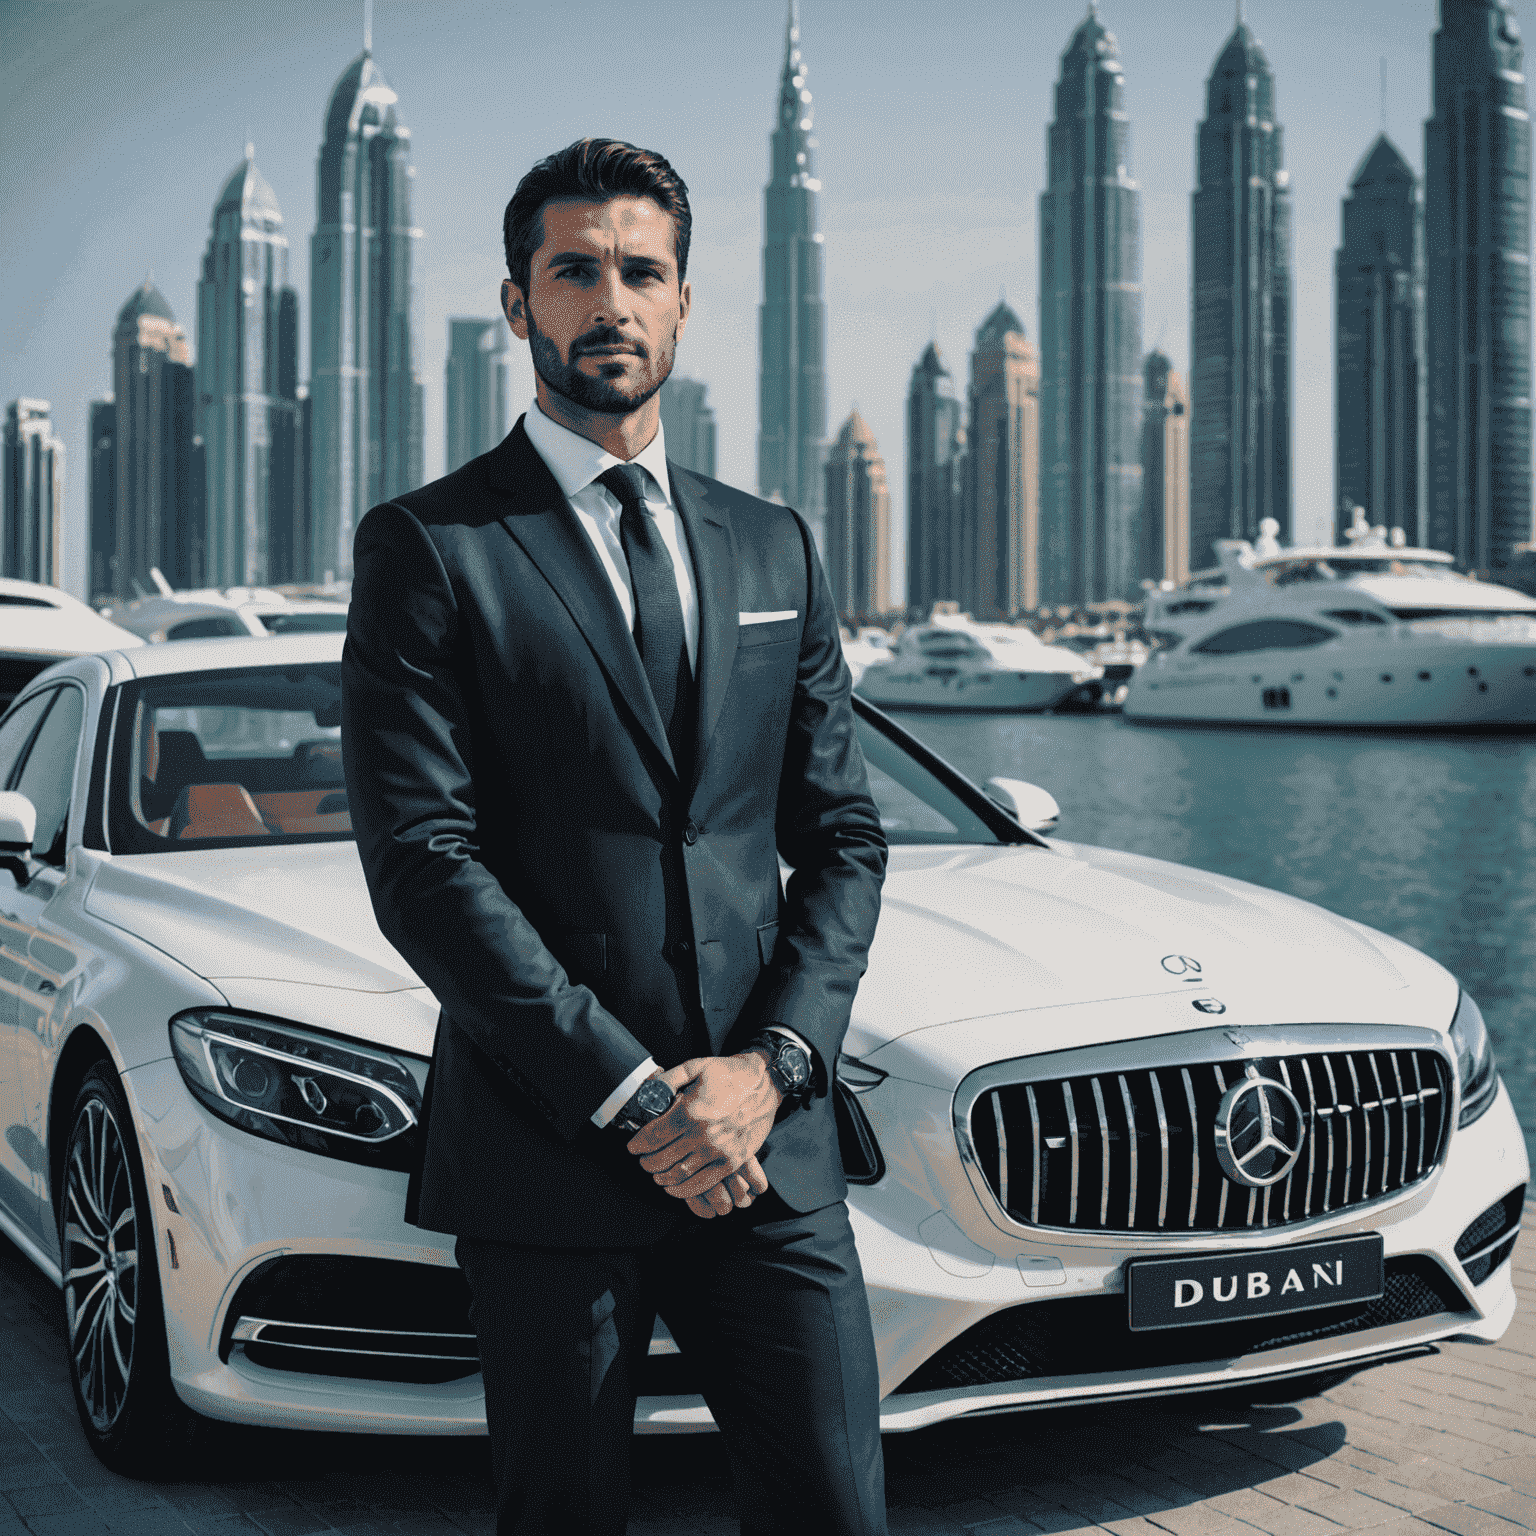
[892,711,1536,1164]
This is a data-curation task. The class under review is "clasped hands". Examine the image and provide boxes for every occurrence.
[624,1051,782,1219]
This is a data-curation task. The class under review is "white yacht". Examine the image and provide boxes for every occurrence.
[1125,512,1536,727]
[855,609,1102,713]
[839,625,894,686]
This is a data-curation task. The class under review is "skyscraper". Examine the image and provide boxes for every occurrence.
[1140,351,1191,585]
[1190,12,1293,566]
[906,343,965,614]
[965,301,1040,618]
[1336,135,1423,544]
[310,45,424,583]
[824,410,891,619]
[3,400,64,586]
[197,146,303,587]
[659,376,717,478]
[757,2,827,535]
[1425,0,1532,572]
[111,280,202,595]
[445,318,508,473]
[1038,5,1144,608]
[88,398,116,601]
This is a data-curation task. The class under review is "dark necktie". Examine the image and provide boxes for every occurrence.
[597,463,695,774]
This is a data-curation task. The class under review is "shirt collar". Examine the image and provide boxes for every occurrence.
[525,399,673,509]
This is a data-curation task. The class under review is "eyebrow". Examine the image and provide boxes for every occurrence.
[544,250,669,272]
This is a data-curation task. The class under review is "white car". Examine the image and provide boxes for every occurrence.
[0,634,1524,1473]
[105,587,349,644]
[0,576,143,710]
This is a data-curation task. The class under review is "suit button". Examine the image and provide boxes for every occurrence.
[668,939,692,961]
[683,821,699,845]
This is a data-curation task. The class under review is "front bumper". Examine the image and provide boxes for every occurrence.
[121,1060,1526,1437]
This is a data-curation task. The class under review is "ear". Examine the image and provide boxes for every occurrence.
[502,279,528,340]
[675,279,692,341]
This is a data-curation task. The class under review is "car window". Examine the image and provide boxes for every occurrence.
[12,686,84,862]
[0,691,56,789]
[258,611,349,634]
[1192,620,1338,655]
[111,663,350,851]
[168,615,247,641]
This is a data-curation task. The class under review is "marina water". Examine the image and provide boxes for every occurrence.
[891,709,1536,1168]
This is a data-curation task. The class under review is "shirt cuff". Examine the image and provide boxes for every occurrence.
[590,1058,659,1128]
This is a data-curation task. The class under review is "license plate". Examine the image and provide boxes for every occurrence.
[1126,1233,1385,1332]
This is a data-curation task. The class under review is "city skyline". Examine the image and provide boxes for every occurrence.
[0,0,1520,602]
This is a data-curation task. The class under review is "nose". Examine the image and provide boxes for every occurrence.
[589,262,634,327]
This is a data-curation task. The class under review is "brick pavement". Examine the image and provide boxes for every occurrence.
[0,1210,1530,1536]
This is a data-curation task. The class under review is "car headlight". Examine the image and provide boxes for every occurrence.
[170,1010,425,1169]
[1449,990,1500,1128]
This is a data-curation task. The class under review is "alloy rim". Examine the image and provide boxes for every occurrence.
[62,1096,138,1432]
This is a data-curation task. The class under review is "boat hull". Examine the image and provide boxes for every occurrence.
[855,666,1081,713]
[1126,637,1536,727]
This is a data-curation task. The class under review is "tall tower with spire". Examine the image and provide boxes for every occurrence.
[197,145,303,587]
[1190,8,1293,570]
[1038,5,1144,608]
[1336,135,1423,544]
[309,38,423,583]
[757,3,828,537]
[1425,0,1531,572]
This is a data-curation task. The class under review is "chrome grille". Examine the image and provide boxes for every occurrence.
[965,1044,1451,1234]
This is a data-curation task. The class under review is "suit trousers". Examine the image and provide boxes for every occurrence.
[456,1193,888,1536]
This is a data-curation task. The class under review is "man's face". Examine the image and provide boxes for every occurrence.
[503,195,691,417]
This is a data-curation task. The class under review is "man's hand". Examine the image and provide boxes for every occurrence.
[625,1053,781,1218]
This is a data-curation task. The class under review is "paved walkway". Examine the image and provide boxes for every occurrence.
[0,1210,1530,1536]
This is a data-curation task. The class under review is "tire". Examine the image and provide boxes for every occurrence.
[58,1062,202,1475]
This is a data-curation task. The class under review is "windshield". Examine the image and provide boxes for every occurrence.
[109,664,351,852]
[104,665,1022,853]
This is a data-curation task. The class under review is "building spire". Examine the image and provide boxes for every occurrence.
[1236,0,1245,24]
[363,0,372,55]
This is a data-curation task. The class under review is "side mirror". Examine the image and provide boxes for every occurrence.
[985,776,1061,836]
[0,791,36,882]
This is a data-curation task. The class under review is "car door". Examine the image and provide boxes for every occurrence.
[0,687,63,1240]
[4,682,86,1247]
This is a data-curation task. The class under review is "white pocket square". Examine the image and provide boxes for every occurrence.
[738,610,797,625]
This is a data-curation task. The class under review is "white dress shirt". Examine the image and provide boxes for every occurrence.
[523,401,698,672]
[519,402,810,1130]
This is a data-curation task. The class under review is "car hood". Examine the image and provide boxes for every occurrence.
[847,841,1454,1076]
[83,839,1454,1073]
[86,843,422,995]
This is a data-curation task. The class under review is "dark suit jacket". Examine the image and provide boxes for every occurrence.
[341,418,887,1246]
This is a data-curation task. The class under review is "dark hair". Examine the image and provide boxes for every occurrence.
[503,138,692,299]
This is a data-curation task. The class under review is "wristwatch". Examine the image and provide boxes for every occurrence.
[746,1031,813,1104]
[610,1076,676,1135]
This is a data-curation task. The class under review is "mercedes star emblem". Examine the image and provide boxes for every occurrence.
[1161,954,1202,977]
[1213,1066,1306,1188]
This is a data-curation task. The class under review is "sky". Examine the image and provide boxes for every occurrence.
[0,0,1504,603]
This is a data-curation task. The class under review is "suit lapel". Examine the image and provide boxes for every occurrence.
[669,463,738,796]
[487,423,676,777]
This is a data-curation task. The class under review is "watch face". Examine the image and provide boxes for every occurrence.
[777,1044,811,1090]
[635,1078,675,1118]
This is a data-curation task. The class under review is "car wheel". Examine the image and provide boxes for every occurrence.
[59,1062,200,1474]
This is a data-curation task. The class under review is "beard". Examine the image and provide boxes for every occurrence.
[526,310,677,416]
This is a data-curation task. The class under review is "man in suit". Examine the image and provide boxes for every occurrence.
[341,138,889,1536]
